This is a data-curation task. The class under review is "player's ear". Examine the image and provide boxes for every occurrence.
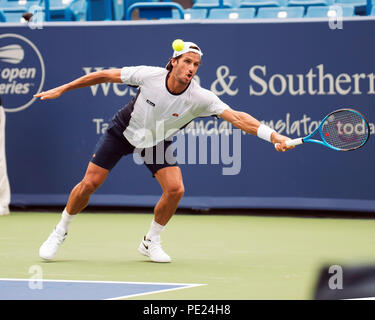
[171,58,178,68]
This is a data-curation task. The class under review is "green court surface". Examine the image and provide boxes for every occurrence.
[1,211,375,300]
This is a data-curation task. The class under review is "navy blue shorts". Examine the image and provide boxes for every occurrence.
[90,124,178,176]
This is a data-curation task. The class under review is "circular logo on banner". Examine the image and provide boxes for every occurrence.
[0,33,45,112]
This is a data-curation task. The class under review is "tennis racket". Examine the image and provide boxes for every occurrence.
[284,108,370,151]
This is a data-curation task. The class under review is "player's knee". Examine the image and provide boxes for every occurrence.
[165,184,185,200]
[80,179,101,195]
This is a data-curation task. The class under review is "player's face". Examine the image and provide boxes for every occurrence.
[172,52,201,85]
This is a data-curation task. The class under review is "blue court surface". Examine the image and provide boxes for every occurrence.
[0,279,204,300]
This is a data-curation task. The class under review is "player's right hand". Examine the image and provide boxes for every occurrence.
[272,132,295,152]
[34,87,64,100]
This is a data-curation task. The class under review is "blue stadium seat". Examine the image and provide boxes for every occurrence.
[305,4,355,16]
[257,6,304,17]
[0,0,38,23]
[192,0,233,10]
[47,0,87,21]
[111,0,124,20]
[208,7,256,18]
[229,0,243,7]
[123,0,156,20]
[287,0,334,8]
[334,0,366,14]
[126,2,184,19]
[171,8,208,19]
[371,5,375,14]
[86,0,124,20]
[2,11,26,21]
[0,9,5,21]
[0,0,86,22]
[0,0,39,12]
[239,0,286,9]
[367,0,374,14]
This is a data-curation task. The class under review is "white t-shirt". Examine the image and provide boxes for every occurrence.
[116,66,230,148]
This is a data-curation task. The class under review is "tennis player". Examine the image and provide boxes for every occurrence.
[35,41,293,263]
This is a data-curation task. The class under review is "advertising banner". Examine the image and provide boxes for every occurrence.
[1,18,374,211]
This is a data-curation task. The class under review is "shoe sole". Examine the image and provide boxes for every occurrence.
[39,245,57,260]
[39,249,55,260]
[39,254,54,261]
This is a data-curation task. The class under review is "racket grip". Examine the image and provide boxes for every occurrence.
[286,138,303,147]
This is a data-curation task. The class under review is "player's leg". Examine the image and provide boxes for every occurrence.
[39,127,127,260]
[142,140,184,227]
[66,162,109,215]
[153,166,184,226]
[39,163,109,260]
[139,166,184,263]
[138,139,183,262]
[54,162,109,234]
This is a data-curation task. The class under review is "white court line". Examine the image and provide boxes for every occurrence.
[0,278,206,300]
[108,283,205,300]
[0,278,204,286]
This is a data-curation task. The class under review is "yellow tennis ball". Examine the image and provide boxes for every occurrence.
[172,39,184,52]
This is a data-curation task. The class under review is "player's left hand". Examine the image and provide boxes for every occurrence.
[34,86,65,100]
[271,133,295,152]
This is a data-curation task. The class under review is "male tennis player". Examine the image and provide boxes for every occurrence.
[35,41,293,263]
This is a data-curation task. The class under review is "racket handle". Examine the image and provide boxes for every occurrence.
[286,138,304,147]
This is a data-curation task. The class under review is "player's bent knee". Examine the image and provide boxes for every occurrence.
[80,179,101,195]
[165,184,185,200]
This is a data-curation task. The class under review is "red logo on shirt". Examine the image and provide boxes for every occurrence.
[172,113,179,117]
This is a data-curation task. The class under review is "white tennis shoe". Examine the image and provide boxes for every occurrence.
[138,236,171,263]
[39,228,67,260]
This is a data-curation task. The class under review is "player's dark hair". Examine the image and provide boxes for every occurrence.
[166,55,182,71]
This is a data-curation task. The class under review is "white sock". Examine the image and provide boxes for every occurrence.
[146,219,165,241]
[56,208,75,235]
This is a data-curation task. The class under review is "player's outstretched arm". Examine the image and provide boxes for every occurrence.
[220,108,294,152]
[34,69,122,100]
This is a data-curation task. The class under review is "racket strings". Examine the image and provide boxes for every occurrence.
[322,110,369,151]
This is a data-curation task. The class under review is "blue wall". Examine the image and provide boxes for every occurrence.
[1,19,375,211]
